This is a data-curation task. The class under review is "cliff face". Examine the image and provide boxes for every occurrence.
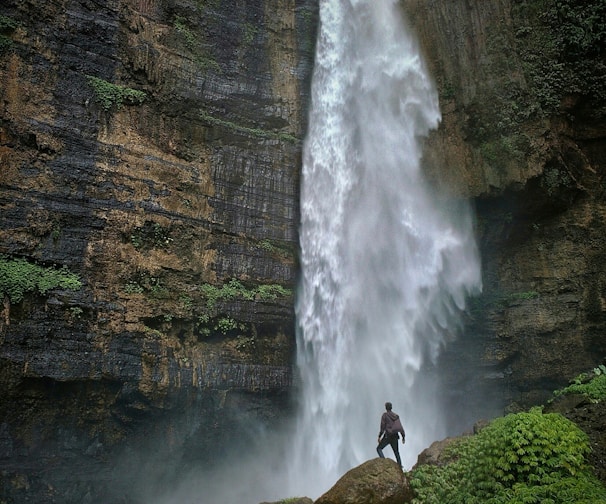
[403,0,606,427]
[0,0,315,501]
[1,0,605,501]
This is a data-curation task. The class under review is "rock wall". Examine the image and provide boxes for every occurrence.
[402,0,606,429]
[0,0,316,501]
[1,0,605,501]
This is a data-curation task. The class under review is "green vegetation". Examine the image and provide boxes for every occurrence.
[462,0,606,171]
[86,75,146,111]
[257,284,291,300]
[215,316,239,334]
[478,134,529,172]
[410,407,606,504]
[258,239,296,259]
[514,0,606,115]
[242,23,258,46]
[179,294,193,310]
[541,166,573,196]
[0,15,18,32]
[200,278,292,310]
[51,226,61,242]
[173,16,221,73]
[130,222,172,250]
[174,16,197,50]
[199,110,299,144]
[122,272,167,298]
[0,15,18,55]
[553,365,606,404]
[123,281,144,294]
[0,36,13,54]
[505,291,539,302]
[0,255,82,303]
[196,278,292,338]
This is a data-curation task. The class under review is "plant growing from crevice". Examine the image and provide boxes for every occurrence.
[199,278,292,310]
[258,239,295,259]
[199,110,298,143]
[195,279,292,339]
[86,75,147,111]
[173,16,221,73]
[0,255,82,303]
[130,222,172,250]
[504,290,539,303]
[122,272,167,298]
[0,15,18,55]
[541,166,573,196]
[242,23,258,46]
[51,226,61,242]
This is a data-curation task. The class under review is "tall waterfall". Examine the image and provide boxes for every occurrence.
[291,0,481,497]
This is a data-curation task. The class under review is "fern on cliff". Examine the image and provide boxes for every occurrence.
[0,255,82,303]
[86,76,146,111]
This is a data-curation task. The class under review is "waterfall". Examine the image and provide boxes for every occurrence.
[291,0,481,497]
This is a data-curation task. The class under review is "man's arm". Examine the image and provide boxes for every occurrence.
[378,413,386,441]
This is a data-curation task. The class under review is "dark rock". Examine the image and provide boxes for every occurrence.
[413,437,461,469]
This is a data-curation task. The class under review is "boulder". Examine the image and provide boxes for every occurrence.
[314,458,412,504]
[260,499,313,504]
[413,436,460,469]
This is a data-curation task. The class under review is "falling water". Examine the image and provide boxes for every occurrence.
[291,0,481,497]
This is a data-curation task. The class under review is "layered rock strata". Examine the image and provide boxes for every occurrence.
[0,0,315,501]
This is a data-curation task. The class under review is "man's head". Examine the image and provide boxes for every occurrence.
[385,402,392,411]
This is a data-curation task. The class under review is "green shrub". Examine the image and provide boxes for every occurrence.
[410,407,606,504]
[553,366,606,403]
[0,255,82,303]
[86,75,146,111]
[216,316,238,334]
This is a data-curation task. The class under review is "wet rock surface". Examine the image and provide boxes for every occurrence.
[0,0,316,501]
[402,0,606,429]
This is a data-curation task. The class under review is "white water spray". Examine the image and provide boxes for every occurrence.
[291,0,481,497]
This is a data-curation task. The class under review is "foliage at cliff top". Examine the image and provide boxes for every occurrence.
[410,407,606,504]
[86,75,146,111]
[0,255,82,303]
[515,0,606,114]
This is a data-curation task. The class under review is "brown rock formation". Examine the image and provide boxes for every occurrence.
[0,0,316,501]
[314,458,413,504]
[1,0,605,501]
[402,0,606,429]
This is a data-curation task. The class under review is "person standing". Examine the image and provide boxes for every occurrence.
[376,401,406,468]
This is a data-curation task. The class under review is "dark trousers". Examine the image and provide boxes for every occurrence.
[377,434,402,467]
